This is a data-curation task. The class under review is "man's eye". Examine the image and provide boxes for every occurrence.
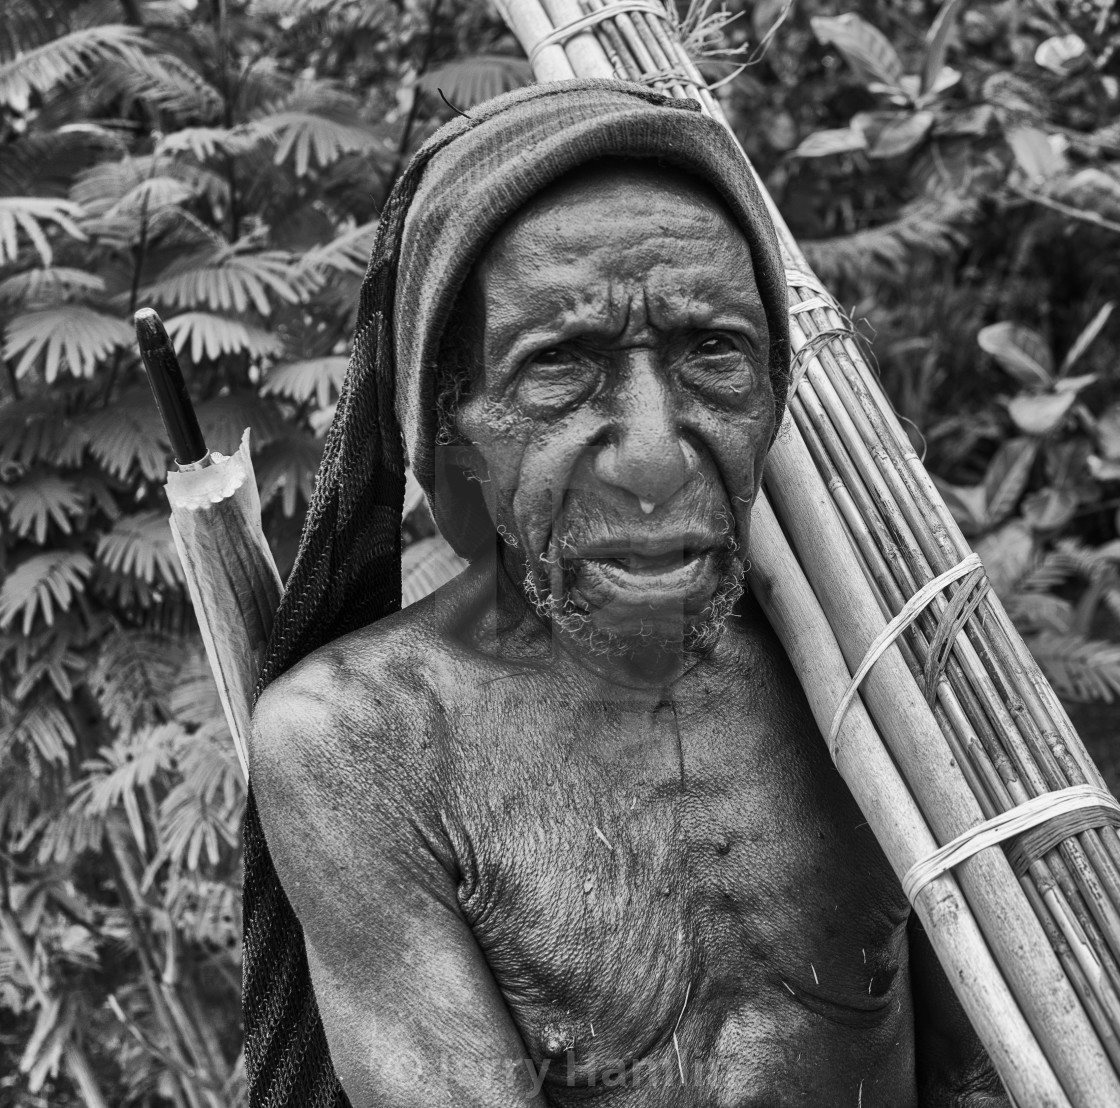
[693,335,740,358]
[529,347,570,367]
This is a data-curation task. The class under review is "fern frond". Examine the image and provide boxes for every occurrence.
[87,628,179,734]
[155,125,255,162]
[167,878,240,950]
[0,123,126,196]
[802,196,978,287]
[0,551,93,635]
[94,48,223,122]
[8,700,76,765]
[1028,632,1120,702]
[0,395,89,467]
[3,305,133,381]
[162,311,284,363]
[1004,591,1075,633]
[254,430,322,516]
[0,471,86,543]
[295,220,377,279]
[246,110,383,177]
[158,782,235,870]
[0,196,86,267]
[0,24,150,106]
[71,725,180,852]
[141,245,307,315]
[418,55,532,109]
[166,651,226,731]
[261,355,347,407]
[195,392,286,453]
[82,392,169,481]
[95,511,183,588]
[0,266,106,306]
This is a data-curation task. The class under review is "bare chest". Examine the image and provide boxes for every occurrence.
[445,667,914,1104]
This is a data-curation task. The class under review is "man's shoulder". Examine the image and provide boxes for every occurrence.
[248,566,486,793]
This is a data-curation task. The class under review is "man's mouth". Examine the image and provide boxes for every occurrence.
[562,536,726,606]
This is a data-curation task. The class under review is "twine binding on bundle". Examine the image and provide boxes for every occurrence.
[903,786,1120,903]
[527,1,669,64]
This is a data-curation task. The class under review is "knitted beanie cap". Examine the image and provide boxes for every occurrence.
[392,78,789,557]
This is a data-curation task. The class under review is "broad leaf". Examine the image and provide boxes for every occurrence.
[0,197,86,267]
[977,322,1053,386]
[1034,34,1088,76]
[975,520,1035,597]
[3,306,133,381]
[1059,302,1114,376]
[141,246,307,315]
[1005,126,1062,182]
[922,0,968,93]
[810,14,904,89]
[1,472,86,543]
[933,478,989,536]
[0,25,149,105]
[163,312,285,363]
[793,127,866,159]
[95,511,184,587]
[1021,487,1078,531]
[261,356,348,407]
[1097,401,1120,462]
[418,55,533,109]
[0,551,93,635]
[1057,168,1120,222]
[982,437,1039,526]
[1008,392,1076,436]
[82,392,170,481]
[852,111,933,159]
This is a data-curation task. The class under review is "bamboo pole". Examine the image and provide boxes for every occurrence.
[750,495,1070,1107]
[492,0,1120,1099]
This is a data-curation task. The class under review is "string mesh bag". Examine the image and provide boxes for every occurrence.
[243,77,790,1108]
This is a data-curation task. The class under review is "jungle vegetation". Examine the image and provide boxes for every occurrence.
[0,0,1117,1103]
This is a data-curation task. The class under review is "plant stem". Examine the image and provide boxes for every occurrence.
[386,0,444,188]
[0,905,110,1108]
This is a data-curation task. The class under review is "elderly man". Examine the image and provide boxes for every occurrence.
[247,82,1007,1107]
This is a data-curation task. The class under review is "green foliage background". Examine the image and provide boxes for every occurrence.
[0,0,1117,1103]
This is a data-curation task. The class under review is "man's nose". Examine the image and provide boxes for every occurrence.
[591,355,699,510]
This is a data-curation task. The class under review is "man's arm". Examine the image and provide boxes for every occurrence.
[250,660,547,1108]
[908,913,1011,1108]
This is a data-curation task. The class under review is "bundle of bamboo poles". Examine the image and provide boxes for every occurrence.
[494,2,1120,1104]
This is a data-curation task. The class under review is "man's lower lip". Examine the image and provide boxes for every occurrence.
[572,551,718,597]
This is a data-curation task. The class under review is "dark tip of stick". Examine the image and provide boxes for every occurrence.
[134,308,208,467]
[438,88,471,118]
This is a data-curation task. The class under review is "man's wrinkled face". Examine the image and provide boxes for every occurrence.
[452,161,774,668]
